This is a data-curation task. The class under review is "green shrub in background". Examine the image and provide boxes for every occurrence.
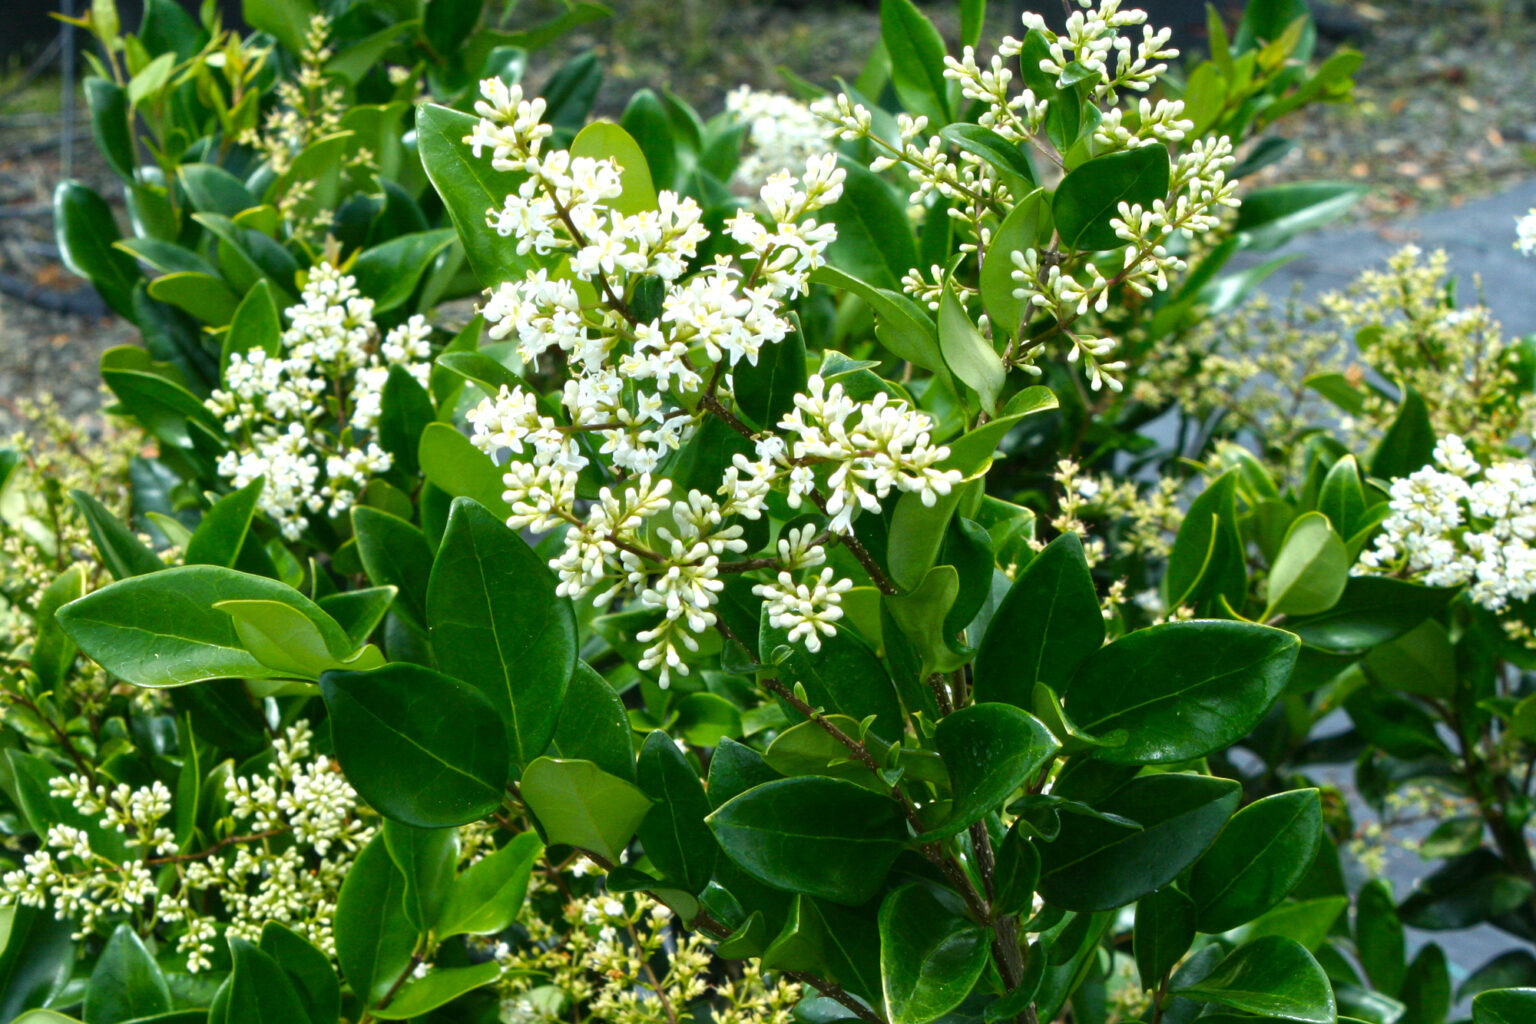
[8,0,1536,1022]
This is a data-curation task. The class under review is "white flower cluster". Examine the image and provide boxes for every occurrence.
[1517,208,1536,258]
[205,263,432,540]
[1360,435,1536,612]
[0,723,369,973]
[1018,0,1180,103]
[461,79,961,684]
[815,1,1236,396]
[725,86,830,188]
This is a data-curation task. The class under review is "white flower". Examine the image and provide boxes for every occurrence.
[1516,208,1536,257]
[755,568,854,652]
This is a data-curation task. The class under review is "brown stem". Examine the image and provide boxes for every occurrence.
[927,674,955,716]
[145,827,289,866]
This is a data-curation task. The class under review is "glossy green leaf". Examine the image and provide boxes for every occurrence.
[1266,512,1349,618]
[520,757,652,862]
[383,820,458,933]
[880,0,950,124]
[570,121,657,215]
[1165,470,1246,609]
[937,283,1003,413]
[31,566,86,691]
[979,189,1052,337]
[146,271,240,325]
[427,498,576,773]
[416,104,530,287]
[1190,789,1323,933]
[57,565,353,687]
[371,962,502,1019]
[55,180,141,319]
[257,923,339,1024]
[318,587,397,649]
[1039,773,1240,911]
[85,78,132,180]
[812,266,945,374]
[1400,941,1450,1024]
[1134,887,1196,989]
[1372,384,1436,481]
[437,831,542,939]
[1052,145,1170,250]
[761,605,904,742]
[352,229,457,312]
[185,477,264,568]
[1362,619,1456,700]
[1173,936,1337,1023]
[940,124,1035,191]
[1063,620,1299,764]
[226,936,311,1024]
[377,365,436,480]
[550,661,636,781]
[334,835,416,1006]
[321,663,509,827]
[0,908,73,1021]
[708,776,906,906]
[83,926,170,1024]
[1474,989,1536,1024]
[822,157,919,292]
[352,507,433,634]
[974,532,1102,707]
[1398,851,1536,931]
[418,422,514,520]
[879,884,989,1024]
[215,598,380,679]
[1235,182,1365,251]
[67,489,160,583]
[920,703,1057,839]
[636,731,718,892]
[1286,576,1455,652]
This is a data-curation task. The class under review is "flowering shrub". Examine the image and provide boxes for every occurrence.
[15,0,1536,1023]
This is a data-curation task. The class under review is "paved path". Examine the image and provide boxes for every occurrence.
[1237,178,1536,325]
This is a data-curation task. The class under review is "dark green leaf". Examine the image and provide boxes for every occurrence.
[83,926,170,1024]
[1063,620,1299,764]
[185,477,264,568]
[1473,988,1536,1024]
[921,703,1057,839]
[57,564,354,687]
[1173,936,1336,1023]
[1371,385,1436,481]
[879,884,990,1024]
[1399,851,1536,931]
[1039,773,1240,911]
[383,820,459,933]
[227,936,311,1024]
[352,507,433,635]
[55,181,142,319]
[1190,790,1322,933]
[321,663,509,827]
[940,124,1034,191]
[437,831,542,939]
[1052,145,1170,250]
[1286,576,1454,652]
[416,104,530,287]
[1135,887,1196,989]
[974,532,1102,708]
[551,660,636,781]
[823,157,919,292]
[1235,182,1364,251]
[636,731,718,892]
[519,757,653,863]
[427,498,576,773]
[257,924,339,1024]
[334,835,417,1006]
[708,777,906,906]
[371,962,502,1019]
[881,0,950,124]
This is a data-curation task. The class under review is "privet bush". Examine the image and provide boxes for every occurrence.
[7,0,1536,1022]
